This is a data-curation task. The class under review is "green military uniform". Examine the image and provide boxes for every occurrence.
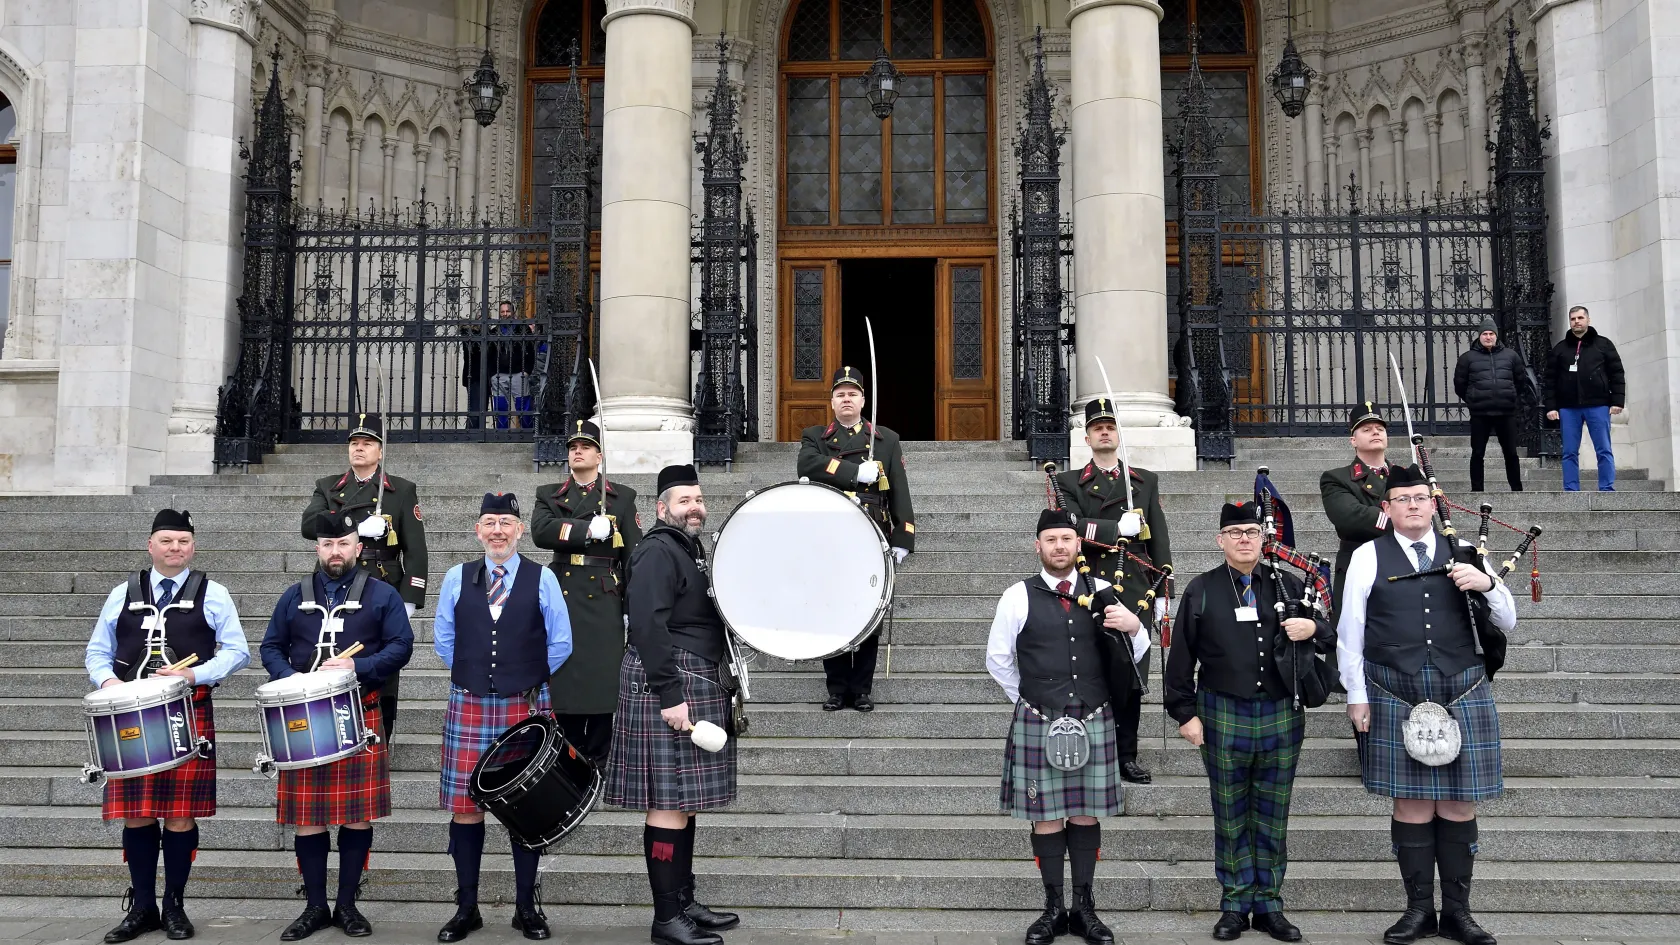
[1319,403,1394,621]
[299,414,428,740]
[796,366,916,709]
[531,419,641,764]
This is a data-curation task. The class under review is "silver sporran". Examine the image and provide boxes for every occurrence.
[1045,716,1091,771]
[1402,700,1462,767]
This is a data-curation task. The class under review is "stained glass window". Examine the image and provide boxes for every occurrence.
[786,78,832,225]
[892,0,934,59]
[892,75,935,224]
[1158,1,1189,55]
[943,74,988,223]
[533,0,607,66]
[839,84,883,224]
[951,266,985,378]
[788,0,831,60]
[1158,1,1249,56]
[839,0,883,60]
[1161,71,1251,214]
[942,0,988,59]
[793,269,826,380]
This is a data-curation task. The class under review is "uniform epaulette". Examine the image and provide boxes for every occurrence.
[604,480,617,496]
[1129,467,1145,482]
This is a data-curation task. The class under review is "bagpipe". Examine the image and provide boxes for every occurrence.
[1254,468,1337,708]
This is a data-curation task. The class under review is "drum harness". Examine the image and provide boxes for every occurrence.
[689,545,753,737]
[125,570,206,682]
[300,568,372,673]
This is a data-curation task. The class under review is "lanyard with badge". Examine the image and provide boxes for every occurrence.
[1570,338,1582,373]
[1228,569,1259,624]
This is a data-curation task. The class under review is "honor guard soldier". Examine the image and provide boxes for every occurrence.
[301,413,428,741]
[1164,501,1334,942]
[796,366,915,712]
[986,508,1148,945]
[259,511,414,941]
[434,493,573,943]
[86,509,250,943]
[531,419,641,764]
[606,465,741,945]
[1337,465,1516,945]
[1320,403,1395,621]
[1054,397,1172,784]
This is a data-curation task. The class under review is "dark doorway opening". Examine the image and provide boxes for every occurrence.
[840,258,936,440]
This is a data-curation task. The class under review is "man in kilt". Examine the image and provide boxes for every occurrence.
[1337,465,1517,945]
[606,464,741,945]
[433,492,573,943]
[85,509,250,943]
[260,511,414,941]
[985,507,1148,945]
[1164,501,1333,942]
[531,418,641,764]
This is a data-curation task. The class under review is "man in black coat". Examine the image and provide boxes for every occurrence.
[1319,404,1394,626]
[1544,305,1626,491]
[1453,317,1533,492]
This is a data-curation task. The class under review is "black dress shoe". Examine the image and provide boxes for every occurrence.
[161,893,194,941]
[680,886,740,931]
[1119,761,1152,784]
[1212,910,1248,941]
[1025,887,1068,945]
[1067,885,1114,945]
[852,694,874,712]
[512,904,551,940]
[1440,910,1497,945]
[104,895,162,945]
[1381,907,1438,945]
[1251,912,1302,942]
[436,905,483,942]
[333,903,372,937]
[279,905,333,942]
[650,913,722,945]
[822,694,846,711]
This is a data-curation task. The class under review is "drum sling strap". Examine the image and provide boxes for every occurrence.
[127,569,206,607]
[299,568,371,610]
[126,570,206,681]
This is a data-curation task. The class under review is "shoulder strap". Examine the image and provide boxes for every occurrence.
[299,573,317,608]
[466,559,485,587]
[178,571,206,604]
[127,571,146,605]
[345,568,372,604]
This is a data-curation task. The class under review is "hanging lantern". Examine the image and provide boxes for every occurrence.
[465,48,508,128]
[865,48,901,120]
[1269,34,1313,119]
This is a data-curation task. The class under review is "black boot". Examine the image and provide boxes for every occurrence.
[104,890,162,944]
[1067,885,1114,945]
[1383,820,1438,945]
[650,892,722,945]
[1437,818,1496,945]
[278,905,333,942]
[160,889,194,941]
[436,904,483,943]
[1025,885,1068,945]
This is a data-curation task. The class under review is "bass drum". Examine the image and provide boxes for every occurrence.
[469,713,602,851]
[710,479,894,661]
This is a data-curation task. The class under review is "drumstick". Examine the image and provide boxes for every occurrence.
[164,653,199,672]
[335,642,365,661]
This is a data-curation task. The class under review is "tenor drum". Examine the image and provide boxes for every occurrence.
[252,669,377,774]
[81,676,210,784]
[710,479,894,661]
[469,714,602,851]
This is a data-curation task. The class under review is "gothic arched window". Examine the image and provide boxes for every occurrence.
[1160,0,1257,213]
[525,0,606,224]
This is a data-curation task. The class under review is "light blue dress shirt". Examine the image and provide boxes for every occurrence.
[85,567,251,687]
[433,553,572,672]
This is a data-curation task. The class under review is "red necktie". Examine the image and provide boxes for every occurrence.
[1056,580,1072,613]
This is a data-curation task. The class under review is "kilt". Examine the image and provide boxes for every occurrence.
[604,647,737,812]
[102,687,217,821]
[441,684,551,814]
[277,698,390,826]
[1362,661,1503,802]
[1198,690,1304,914]
[999,701,1121,821]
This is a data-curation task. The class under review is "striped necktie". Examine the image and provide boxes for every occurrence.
[1239,573,1256,608]
[488,565,509,607]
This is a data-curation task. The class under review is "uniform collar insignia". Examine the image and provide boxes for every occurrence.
[556,480,571,497]
[1079,462,1097,484]
[1352,461,1364,478]
[823,421,836,437]
[333,471,349,489]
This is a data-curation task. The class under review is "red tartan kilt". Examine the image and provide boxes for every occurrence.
[102,688,217,821]
[276,698,391,826]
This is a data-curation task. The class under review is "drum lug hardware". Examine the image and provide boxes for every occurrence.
[253,754,278,778]
[80,764,105,786]
[364,728,382,748]
[195,737,213,759]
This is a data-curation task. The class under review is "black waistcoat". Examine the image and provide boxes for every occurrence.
[112,570,217,680]
[451,555,549,696]
[277,570,391,689]
[1017,577,1110,713]
[1192,565,1293,701]
[1365,533,1480,676]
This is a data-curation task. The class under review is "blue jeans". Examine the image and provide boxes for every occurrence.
[1559,405,1615,491]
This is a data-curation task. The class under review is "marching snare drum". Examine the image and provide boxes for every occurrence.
[709,479,894,661]
[469,713,602,851]
[252,669,378,775]
[81,675,210,784]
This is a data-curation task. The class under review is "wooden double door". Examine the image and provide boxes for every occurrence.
[777,250,998,441]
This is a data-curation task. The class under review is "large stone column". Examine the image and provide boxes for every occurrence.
[1461,32,1490,192]
[596,0,696,472]
[1065,0,1193,469]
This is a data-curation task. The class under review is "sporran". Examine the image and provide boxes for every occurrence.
[1402,700,1462,767]
[1045,716,1091,771]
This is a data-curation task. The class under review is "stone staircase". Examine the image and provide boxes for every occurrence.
[3,436,1680,933]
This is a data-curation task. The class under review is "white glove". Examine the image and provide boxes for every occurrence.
[857,461,880,485]
[405,602,417,618]
[1154,597,1168,622]
[891,546,909,565]
[356,515,387,540]
[588,515,612,540]
[1119,511,1143,539]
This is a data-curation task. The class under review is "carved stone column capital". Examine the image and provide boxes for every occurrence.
[1355,128,1374,148]
[1425,115,1443,134]
[1389,122,1407,143]
[189,0,261,44]
[602,0,696,31]
[347,130,364,150]
[302,55,329,89]
[381,137,399,158]
[445,149,461,169]
[1462,34,1489,68]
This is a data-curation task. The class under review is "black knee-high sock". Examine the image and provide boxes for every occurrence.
[336,827,373,908]
[160,826,198,901]
[1392,819,1437,912]
[1065,822,1101,889]
[448,821,486,908]
[122,823,162,910]
[1435,818,1478,914]
[1030,830,1067,894]
[295,832,331,910]
[679,817,698,893]
[510,838,541,909]
[644,825,687,921]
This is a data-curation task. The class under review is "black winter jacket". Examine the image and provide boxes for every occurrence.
[1544,326,1625,411]
[1454,340,1532,416]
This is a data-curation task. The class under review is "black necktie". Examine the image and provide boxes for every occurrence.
[156,578,176,609]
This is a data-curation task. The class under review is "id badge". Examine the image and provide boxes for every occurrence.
[141,615,158,631]
[1569,362,1579,372]
[323,617,344,638]
[1234,606,1259,623]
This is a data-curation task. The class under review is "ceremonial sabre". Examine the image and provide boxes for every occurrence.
[1092,356,1132,511]
[588,357,623,547]
[864,316,893,674]
[1389,352,1420,467]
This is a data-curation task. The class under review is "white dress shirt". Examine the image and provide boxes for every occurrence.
[986,569,1150,703]
[1335,529,1518,704]
[85,567,251,687]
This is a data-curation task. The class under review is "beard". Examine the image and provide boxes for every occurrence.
[661,508,706,537]
[322,557,352,579]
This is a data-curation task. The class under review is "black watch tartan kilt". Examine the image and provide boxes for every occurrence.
[999,700,1121,821]
[276,697,391,826]
[605,647,738,812]
[102,687,217,821]
[1362,661,1503,802]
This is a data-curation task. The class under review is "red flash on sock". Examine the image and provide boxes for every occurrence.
[1033,856,1041,868]
[1096,848,1102,861]
[190,850,198,862]
[651,841,676,862]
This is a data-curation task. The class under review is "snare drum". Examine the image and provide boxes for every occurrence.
[252,670,378,775]
[81,676,209,784]
[710,479,894,661]
[469,714,602,851]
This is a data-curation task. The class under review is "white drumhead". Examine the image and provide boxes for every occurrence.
[711,481,891,661]
[255,669,358,706]
[83,675,188,714]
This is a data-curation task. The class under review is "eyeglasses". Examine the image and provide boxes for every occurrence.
[478,517,521,528]
[1220,528,1263,540]
[1387,495,1432,506]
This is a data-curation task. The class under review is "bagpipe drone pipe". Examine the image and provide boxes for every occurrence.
[1254,468,1337,708]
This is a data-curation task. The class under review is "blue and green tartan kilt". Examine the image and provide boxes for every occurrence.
[1363,661,1503,802]
[604,647,738,813]
[999,701,1121,821]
